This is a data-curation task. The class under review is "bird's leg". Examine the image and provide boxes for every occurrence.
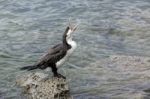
[51,65,66,79]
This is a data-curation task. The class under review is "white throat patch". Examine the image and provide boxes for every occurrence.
[67,29,72,36]
[56,39,77,67]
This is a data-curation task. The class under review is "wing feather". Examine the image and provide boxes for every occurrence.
[36,44,66,66]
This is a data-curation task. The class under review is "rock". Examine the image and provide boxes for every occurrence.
[16,72,71,99]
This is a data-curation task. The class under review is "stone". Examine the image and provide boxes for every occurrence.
[16,72,71,99]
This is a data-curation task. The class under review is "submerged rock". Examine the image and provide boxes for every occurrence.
[16,72,71,99]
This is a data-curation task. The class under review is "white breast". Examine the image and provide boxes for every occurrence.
[56,40,77,67]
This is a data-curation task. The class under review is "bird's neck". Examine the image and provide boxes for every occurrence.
[66,38,77,49]
[63,38,76,49]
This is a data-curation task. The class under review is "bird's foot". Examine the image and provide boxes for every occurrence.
[54,73,66,79]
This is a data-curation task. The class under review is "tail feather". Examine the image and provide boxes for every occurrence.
[20,65,38,71]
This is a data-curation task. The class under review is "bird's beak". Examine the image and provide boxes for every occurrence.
[68,23,78,33]
[72,24,78,32]
[68,18,78,33]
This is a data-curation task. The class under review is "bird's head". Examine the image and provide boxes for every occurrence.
[63,20,78,41]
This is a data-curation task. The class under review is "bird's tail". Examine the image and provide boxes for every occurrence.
[20,65,38,71]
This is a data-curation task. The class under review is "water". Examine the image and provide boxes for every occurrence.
[0,0,150,98]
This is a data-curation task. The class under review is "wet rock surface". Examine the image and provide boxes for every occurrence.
[16,72,71,99]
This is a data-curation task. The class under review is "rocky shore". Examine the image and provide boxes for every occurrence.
[16,72,71,99]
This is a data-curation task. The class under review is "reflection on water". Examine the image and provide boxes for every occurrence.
[0,0,150,98]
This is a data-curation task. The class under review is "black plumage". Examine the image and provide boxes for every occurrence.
[20,24,77,79]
